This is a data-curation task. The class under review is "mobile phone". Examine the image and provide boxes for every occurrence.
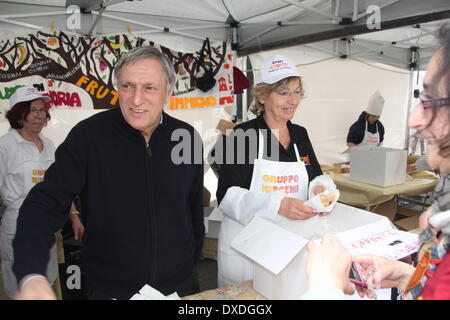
[349,262,368,288]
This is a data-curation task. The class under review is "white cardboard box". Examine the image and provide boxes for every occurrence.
[350,146,407,187]
[231,203,420,300]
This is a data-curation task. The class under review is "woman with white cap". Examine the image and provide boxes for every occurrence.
[214,55,330,287]
[0,86,82,298]
[346,90,386,147]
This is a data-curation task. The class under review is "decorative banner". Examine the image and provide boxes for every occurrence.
[0,31,234,117]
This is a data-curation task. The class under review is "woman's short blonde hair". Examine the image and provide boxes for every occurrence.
[249,76,304,116]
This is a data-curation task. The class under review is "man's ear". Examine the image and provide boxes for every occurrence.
[165,89,174,104]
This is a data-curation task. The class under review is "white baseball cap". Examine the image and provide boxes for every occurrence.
[366,90,385,116]
[255,55,301,84]
[10,86,51,109]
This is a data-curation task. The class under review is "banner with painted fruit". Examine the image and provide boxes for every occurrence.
[0,31,235,120]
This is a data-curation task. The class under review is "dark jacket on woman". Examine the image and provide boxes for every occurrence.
[213,115,323,204]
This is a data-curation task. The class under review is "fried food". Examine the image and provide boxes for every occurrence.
[320,193,335,207]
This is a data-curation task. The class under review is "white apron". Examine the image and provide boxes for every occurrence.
[0,157,58,298]
[360,120,380,146]
[218,130,309,287]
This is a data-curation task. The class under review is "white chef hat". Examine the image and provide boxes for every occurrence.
[366,90,385,116]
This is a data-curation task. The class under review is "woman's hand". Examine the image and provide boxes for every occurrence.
[313,185,325,195]
[352,254,415,298]
[306,234,355,295]
[278,197,317,220]
[419,206,433,231]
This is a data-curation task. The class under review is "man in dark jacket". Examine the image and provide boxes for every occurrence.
[347,90,385,147]
[12,46,205,300]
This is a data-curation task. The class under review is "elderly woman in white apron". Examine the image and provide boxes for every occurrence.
[346,90,386,147]
[214,55,329,287]
[0,86,72,298]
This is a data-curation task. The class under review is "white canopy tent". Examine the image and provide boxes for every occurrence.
[1,0,449,67]
[1,0,449,200]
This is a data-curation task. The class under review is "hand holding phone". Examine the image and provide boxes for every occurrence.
[349,262,368,288]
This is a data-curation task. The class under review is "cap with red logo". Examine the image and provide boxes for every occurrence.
[255,55,301,85]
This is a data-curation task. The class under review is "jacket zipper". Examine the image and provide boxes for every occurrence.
[144,139,156,285]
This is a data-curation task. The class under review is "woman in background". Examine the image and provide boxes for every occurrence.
[0,86,82,298]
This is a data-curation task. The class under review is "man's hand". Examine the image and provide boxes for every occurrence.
[278,197,317,220]
[71,213,85,243]
[15,276,56,300]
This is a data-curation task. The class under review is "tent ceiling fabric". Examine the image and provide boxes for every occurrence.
[1,0,450,69]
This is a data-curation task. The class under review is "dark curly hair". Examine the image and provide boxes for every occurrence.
[5,99,51,129]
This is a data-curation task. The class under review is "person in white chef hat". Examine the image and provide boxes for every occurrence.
[347,90,386,147]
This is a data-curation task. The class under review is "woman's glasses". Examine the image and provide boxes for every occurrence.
[274,89,305,98]
[420,96,450,109]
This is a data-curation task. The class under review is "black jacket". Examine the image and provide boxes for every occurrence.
[346,111,385,145]
[212,115,323,204]
[13,107,204,299]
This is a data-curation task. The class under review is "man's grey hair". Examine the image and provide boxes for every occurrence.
[113,46,176,91]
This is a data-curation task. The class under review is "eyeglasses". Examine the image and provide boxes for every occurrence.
[419,95,450,109]
[273,89,305,98]
[29,108,47,115]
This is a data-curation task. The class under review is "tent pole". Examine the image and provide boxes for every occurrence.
[242,56,248,122]
[405,46,419,151]
[405,69,414,151]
